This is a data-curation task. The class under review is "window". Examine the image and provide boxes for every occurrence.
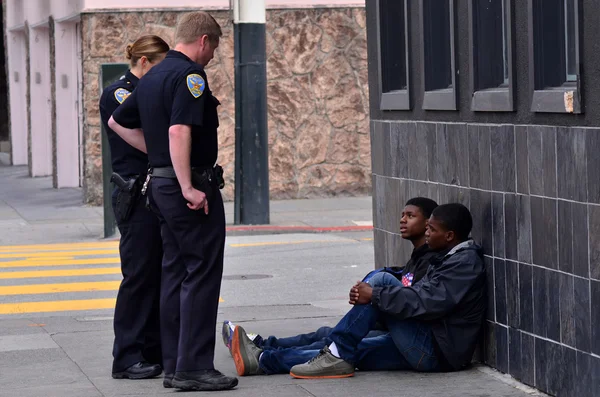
[377,0,410,110]
[420,0,457,110]
[529,0,582,113]
[469,0,515,111]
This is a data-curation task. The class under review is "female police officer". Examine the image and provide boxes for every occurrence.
[99,35,169,380]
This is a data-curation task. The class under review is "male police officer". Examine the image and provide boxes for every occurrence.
[108,11,237,392]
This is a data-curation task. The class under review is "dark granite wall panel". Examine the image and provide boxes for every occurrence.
[491,193,505,257]
[520,332,535,387]
[518,263,533,334]
[589,206,600,281]
[527,127,543,196]
[586,130,600,204]
[541,128,557,198]
[505,260,520,329]
[515,126,529,195]
[504,195,518,261]
[574,277,591,353]
[389,123,409,179]
[591,281,600,356]
[495,324,508,374]
[557,127,587,202]
[367,0,600,391]
[491,126,516,193]
[408,122,428,181]
[558,200,574,274]
[370,119,600,397]
[516,195,532,264]
[559,273,576,347]
[508,328,521,381]
[494,259,507,325]
[572,203,589,278]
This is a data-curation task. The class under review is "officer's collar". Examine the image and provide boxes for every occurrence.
[167,50,195,63]
[125,69,139,85]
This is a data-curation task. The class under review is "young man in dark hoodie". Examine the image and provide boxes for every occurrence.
[221,197,439,354]
[221,197,440,354]
[231,203,485,377]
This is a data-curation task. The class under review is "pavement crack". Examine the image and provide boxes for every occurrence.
[49,333,106,397]
[298,385,318,396]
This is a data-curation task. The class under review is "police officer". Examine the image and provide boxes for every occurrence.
[99,35,169,380]
[108,12,238,391]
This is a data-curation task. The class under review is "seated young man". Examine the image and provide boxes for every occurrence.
[221,197,440,354]
[230,203,485,378]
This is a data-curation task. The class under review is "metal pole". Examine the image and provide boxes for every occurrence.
[233,0,270,225]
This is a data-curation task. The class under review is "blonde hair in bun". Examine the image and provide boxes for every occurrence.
[125,44,134,60]
[125,35,170,66]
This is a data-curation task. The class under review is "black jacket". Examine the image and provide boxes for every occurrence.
[99,70,148,178]
[371,240,486,371]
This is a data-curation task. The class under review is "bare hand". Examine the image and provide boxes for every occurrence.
[349,280,361,304]
[349,282,373,305]
[182,187,209,214]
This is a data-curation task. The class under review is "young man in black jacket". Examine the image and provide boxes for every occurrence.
[231,203,485,378]
[227,198,486,376]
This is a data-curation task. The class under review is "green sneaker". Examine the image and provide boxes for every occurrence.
[231,326,264,376]
[290,346,354,379]
[222,320,261,357]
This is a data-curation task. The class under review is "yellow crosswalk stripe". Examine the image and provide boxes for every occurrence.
[0,248,119,259]
[0,241,231,314]
[0,241,118,253]
[0,298,117,314]
[0,281,122,296]
[0,267,122,279]
[0,257,120,269]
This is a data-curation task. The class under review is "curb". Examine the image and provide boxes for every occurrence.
[105,225,373,241]
[225,225,373,234]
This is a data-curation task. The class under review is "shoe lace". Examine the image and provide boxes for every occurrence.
[307,348,328,364]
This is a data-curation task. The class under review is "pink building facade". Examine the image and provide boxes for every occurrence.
[5,0,369,203]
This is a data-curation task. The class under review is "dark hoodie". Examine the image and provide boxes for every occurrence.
[379,244,443,287]
[371,240,486,371]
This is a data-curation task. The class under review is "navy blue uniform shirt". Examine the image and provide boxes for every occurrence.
[112,50,220,168]
[99,70,148,177]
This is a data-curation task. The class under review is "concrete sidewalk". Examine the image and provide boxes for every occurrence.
[0,165,373,245]
[0,163,546,397]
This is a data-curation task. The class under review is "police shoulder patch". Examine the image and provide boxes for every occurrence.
[114,88,131,104]
[186,73,205,98]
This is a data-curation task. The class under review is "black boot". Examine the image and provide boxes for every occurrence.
[163,373,174,388]
[112,362,162,380]
[172,369,238,391]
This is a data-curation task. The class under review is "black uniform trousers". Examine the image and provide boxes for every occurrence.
[111,188,163,372]
[148,177,225,375]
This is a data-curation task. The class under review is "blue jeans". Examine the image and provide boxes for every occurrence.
[260,326,333,351]
[260,326,385,351]
[258,273,441,374]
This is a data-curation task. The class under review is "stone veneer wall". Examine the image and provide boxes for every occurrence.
[81,7,370,204]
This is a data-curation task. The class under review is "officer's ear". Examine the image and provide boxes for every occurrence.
[139,56,148,68]
[198,34,210,48]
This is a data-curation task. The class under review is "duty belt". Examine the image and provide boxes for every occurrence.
[151,166,214,179]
